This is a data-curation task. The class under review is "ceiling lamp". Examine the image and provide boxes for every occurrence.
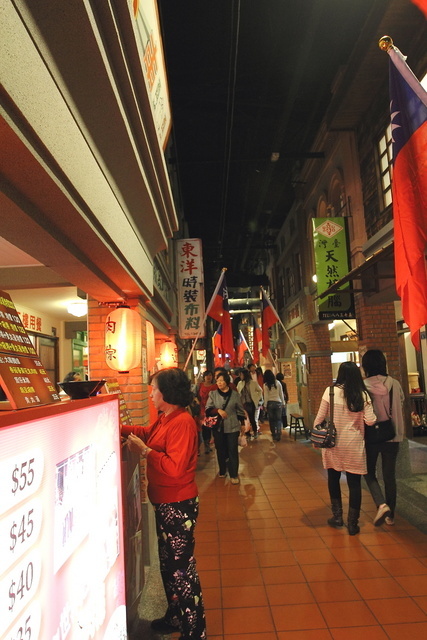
[67,301,88,317]
[105,305,142,373]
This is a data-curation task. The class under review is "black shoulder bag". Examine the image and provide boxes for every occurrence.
[365,381,395,445]
[310,386,336,449]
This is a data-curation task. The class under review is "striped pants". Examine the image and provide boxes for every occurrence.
[153,497,206,640]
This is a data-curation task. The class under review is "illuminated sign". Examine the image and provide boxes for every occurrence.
[312,218,355,320]
[0,396,127,639]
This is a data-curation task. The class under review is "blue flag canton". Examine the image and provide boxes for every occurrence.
[220,278,230,311]
[389,58,427,161]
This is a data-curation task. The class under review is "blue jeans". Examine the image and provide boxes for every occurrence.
[267,401,282,440]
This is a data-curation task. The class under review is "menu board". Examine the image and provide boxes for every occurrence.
[104,379,133,426]
[0,292,60,410]
[0,396,127,640]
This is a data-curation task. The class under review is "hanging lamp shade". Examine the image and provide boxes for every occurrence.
[159,340,178,369]
[105,305,141,373]
[146,321,156,371]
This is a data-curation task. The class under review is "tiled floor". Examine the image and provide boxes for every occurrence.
[138,424,427,639]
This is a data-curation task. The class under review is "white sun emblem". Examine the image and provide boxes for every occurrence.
[390,100,401,141]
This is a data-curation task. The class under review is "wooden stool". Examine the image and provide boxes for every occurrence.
[289,414,308,440]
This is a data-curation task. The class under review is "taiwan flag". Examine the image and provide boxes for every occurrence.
[388,45,427,348]
[252,315,262,364]
[261,289,280,356]
[235,330,251,366]
[206,270,234,359]
[212,326,223,368]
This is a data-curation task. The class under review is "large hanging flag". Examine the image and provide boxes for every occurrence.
[206,269,234,359]
[261,289,280,356]
[380,37,427,348]
[412,0,427,20]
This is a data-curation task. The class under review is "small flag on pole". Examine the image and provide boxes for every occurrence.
[206,270,235,359]
[380,37,427,348]
[235,330,251,366]
[252,315,262,364]
[261,289,280,356]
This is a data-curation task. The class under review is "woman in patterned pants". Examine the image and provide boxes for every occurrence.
[123,368,206,640]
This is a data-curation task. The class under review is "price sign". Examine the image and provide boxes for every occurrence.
[0,355,60,410]
[0,449,44,516]
[104,379,132,426]
[0,498,42,576]
[6,601,41,640]
[0,292,37,359]
[0,552,42,638]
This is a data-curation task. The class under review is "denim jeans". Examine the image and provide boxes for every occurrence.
[267,401,282,439]
[364,441,399,517]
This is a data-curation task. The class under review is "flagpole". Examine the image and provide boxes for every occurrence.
[183,268,227,371]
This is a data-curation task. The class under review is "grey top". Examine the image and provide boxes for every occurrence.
[205,389,245,433]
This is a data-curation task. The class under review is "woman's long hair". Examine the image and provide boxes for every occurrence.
[361,349,387,377]
[240,369,251,384]
[335,361,367,412]
[263,369,277,390]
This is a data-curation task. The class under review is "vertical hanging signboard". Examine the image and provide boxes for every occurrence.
[0,290,60,409]
[176,238,206,340]
[104,378,133,426]
[312,218,355,321]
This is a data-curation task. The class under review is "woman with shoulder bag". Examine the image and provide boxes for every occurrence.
[237,369,263,439]
[362,350,405,527]
[263,369,285,442]
[206,371,246,484]
[313,361,377,535]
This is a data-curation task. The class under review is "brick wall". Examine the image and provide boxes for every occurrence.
[355,295,401,382]
[87,297,149,426]
[305,320,332,420]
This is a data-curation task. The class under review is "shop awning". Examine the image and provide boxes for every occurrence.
[315,242,395,300]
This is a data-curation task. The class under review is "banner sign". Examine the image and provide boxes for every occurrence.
[176,239,206,339]
[312,218,355,320]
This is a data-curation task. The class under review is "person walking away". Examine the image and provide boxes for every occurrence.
[122,367,206,640]
[362,349,405,526]
[206,371,246,484]
[237,369,262,439]
[276,372,289,429]
[197,370,217,454]
[263,369,285,441]
[313,361,377,535]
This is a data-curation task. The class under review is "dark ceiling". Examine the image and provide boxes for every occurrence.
[158,0,382,289]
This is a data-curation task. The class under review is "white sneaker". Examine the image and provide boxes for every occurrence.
[373,504,391,526]
[385,516,395,526]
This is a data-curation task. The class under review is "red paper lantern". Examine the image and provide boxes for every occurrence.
[105,305,141,373]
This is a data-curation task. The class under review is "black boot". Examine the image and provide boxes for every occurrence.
[347,507,360,535]
[327,498,343,527]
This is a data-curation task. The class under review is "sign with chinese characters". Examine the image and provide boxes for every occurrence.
[130,0,171,149]
[0,291,60,409]
[312,218,355,321]
[176,239,206,340]
[104,379,133,426]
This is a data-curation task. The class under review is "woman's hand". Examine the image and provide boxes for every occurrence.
[126,433,151,457]
[218,409,228,419]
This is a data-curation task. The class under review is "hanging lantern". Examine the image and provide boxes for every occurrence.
[146,321,156,371]
[105,305,141,373]
[159,340,178,369]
